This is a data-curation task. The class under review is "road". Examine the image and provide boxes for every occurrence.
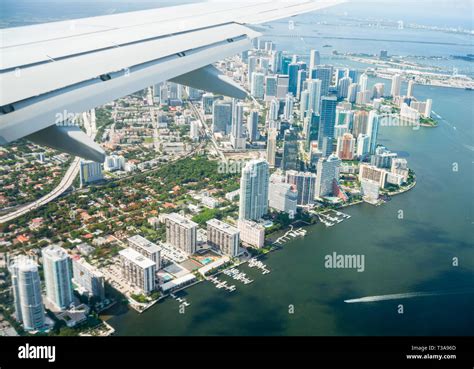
[0,113,97,224]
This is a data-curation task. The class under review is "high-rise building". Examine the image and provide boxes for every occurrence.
[315,154,341,199]
[239,159,269,220]
[247,56,258,82]
[307,79,322,115]
[269,98,280,121]
[164,213,198,255]
[264,75,278,101]
[283,93,294,120]
[202,93,214,114]
[72,256,105,300]
[212,100,232,134]
[305,113,320,149]
[9,256,45,331]
[266,128,278,168]
[296,69,307,100]
[288,63,300,97]
[251,72,265,99]
[309,49,321,70]
[286,171,316,205]
[336,133,356,160]
[103,155,125,172]
[337,76,352,99]
[271,50,282,73]
[281,129,298,171]
[347,83,358,103]
[231,101,246,149]
[42,245,74,310]
[358,73,368,91]
[352,110,369,137]
[269,174,298,213]
[206,219,240,257]
[371,146,398,169]
[247,110,259,142]
[190,120,200,141]
[407,79,415,98]
[119,248,156,294]
[356,133,371,158]
[276,75,289,99]
[317,96,338,156]
[390,74,402,97]
[359,164,388,188]
[372,83,385,98]
[300,89,310,118]
[311,66,332,96]
[367,110,380,155]
[79,160,103,187]
[127,235,162,269]
[238,219,265,249]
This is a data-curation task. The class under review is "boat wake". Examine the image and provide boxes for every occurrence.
[344,289,474,303]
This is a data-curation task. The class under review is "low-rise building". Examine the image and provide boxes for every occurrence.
[238,219,265,248]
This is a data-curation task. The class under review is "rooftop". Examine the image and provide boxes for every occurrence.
[119,248,155,269]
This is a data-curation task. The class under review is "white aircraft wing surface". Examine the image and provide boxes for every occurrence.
[0,0,344,161]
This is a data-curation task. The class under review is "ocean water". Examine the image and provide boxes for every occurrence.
[2,0,473,335]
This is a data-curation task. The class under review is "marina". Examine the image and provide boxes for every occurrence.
[247,258,271,274]
[208,276,237,292]
[316,210,351,227]
[273,225,307,245]
[221,268,254,285]
[170,293,190,306]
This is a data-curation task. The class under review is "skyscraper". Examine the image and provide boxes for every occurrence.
[315,154,341,199]
[307,79,322,115]
[247,56,258,82]
[311,66,332,96]
[337,76,352,99]
[72,256,105,300]
[212,100,232,134]
[281,129,298,171]
[202,93,214,114]
[288,62,300,97]
[79,160,103,187]
[119,248,156,294]
[317,96,338,156]
[268,179,298,214]
[264,75,277,101]
[296,69,307,100]
[286,171,316,205]
[276,75,289,99]
[239,159,269,220]
[42,245,74,310]
[352,110,369,137]
[283,93,294,120]
[269,98,280,121]
[390,74,402,97]
[206,219,240,257]
[305,113,320,150]
[164,213,198,255]
[230,101,246,149]
[247,109,259,142]
[300,89,310,118]
[309,49,321,70]
[336,133,356,160]
[407,79,415,97]
[358,72,368,91]
[266,128,278,168]
[347,83,358,103]
[9,256,45,331]
[356,133,371,158]
[367,110,380,155]
[251,72,265,99]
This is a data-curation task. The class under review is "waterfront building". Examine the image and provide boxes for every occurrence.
[9,256,45,331]
[72,256,105,300]
[407,79,415,97]
[42,245,74,310]
[359,164,388,188]
[390,74,402,97]
[356,133,371,158]
[400,103,421,126]
[164,213,198,255]
[127,235,162,269]
[315,154,341,199]
[79,160,103,187]
[239,159,269,220]
[336,133,355,160]
[119,248,156,294]
[286,170,316,205]
[237,219,265,248]
[269,174,298,213]
[360,179,380,203]
[367,110,380,155]
[206,219,240,257]
[212,100,232,134]
[391,158,409,181]
[371,146,398,169]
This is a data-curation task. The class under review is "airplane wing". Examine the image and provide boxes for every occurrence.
[0,0,345,162]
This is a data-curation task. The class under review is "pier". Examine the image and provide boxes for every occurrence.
[248,258,271,274]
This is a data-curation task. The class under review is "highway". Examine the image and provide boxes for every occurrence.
[0,113,96,224]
